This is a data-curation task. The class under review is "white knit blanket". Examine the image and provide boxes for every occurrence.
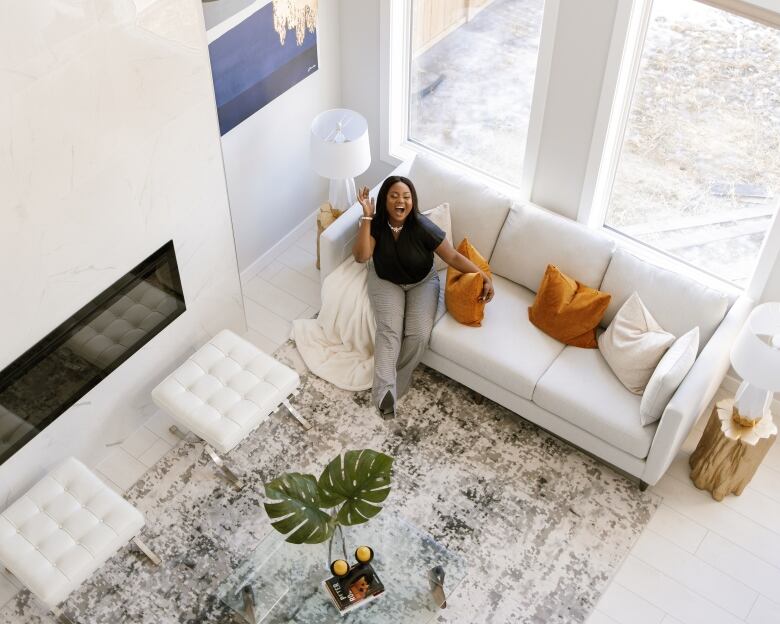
[291,257,375,391]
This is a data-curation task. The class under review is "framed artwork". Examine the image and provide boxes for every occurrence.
[201,0,319,135]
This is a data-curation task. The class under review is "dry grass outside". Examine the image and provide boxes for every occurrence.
[608,2,780,229]
[410,0,779,286]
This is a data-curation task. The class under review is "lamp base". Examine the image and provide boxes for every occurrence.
[733,380,773,427]
[328,178,357,213]
[731,407,764,428]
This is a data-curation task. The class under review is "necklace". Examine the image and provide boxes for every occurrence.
[389,222,403,234]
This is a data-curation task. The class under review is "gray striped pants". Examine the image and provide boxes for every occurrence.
[367,261,440,409]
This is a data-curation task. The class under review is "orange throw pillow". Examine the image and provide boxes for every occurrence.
[528,265,611,348]
[445,238,491,327]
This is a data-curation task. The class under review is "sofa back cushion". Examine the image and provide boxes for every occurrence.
[489,202,616,291]
[408,155,512,259]
[600,248,730,349]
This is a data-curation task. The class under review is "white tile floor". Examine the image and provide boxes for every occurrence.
[6,222,778,623]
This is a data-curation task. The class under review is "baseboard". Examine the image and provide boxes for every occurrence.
[720,373,780,414]
[240,208,319,284]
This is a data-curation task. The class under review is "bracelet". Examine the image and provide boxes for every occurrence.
[360,216,373,221]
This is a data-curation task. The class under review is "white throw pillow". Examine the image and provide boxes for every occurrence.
[422,203,452,272]
[598,292,675,394]
[640,327,700,426]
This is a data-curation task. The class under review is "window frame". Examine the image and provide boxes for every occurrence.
[580,0,780,296]
[379,0,561,201]
[380,0,779,298]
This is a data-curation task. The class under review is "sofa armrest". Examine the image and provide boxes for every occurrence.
[319,202,363,282]
[642,294,754,485]
[319,159,415,282]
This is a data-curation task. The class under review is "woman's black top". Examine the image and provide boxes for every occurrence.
[370,213,446,284]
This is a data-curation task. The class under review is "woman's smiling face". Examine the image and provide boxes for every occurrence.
[386,181,414,224]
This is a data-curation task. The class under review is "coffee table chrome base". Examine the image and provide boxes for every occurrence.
[241,585,257,623]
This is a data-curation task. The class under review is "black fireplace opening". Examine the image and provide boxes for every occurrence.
[0,240,186,466]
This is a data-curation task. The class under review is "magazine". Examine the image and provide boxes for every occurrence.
[322,562,385,615]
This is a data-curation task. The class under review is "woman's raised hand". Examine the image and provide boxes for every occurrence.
[480,275,495,303]
[358,186,375,217]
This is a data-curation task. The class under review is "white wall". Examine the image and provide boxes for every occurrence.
[339,0,396,190]
[0,0,245,504]
[222,1,344,272]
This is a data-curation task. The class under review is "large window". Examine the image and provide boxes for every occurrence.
[407,0,545,186]
[604,0,780,287]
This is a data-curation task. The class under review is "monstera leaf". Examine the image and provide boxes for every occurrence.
[263,473,334,544]
[318,449,393,526]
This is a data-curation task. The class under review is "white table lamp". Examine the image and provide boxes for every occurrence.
[310,109,371,212]
[730,302,780,425]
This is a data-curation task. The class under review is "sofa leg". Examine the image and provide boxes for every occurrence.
[203,445,244,490]
[639,480,649,492]
[133,536,162,566]
[169,424,192,441]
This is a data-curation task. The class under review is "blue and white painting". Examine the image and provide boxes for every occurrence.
[202,0,318,135]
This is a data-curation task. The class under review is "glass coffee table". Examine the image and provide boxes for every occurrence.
[216,511,467,623]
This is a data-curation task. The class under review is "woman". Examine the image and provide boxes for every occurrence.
[353,176,494,418]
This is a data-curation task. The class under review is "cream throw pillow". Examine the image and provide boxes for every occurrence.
[598,292,675,394]
[640,327,699,425]
[422,203,452,272]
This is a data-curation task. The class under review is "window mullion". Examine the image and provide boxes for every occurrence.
[578,0,653,228]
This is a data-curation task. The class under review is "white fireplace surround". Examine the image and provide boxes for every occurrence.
[0,1,246,505]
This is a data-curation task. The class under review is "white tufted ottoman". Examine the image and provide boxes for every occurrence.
[151,329,306,487]
[0,457,157,621]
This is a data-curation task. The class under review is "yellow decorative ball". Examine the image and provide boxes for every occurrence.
[332,559,349,576]
[355,546,373,563]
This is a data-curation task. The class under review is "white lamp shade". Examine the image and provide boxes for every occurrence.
[731,302,780,392]
[310,109,371,180]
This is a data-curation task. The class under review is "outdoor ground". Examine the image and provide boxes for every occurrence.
[410,0,780,287]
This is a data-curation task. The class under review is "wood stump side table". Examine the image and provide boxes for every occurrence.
[689,398,777,501]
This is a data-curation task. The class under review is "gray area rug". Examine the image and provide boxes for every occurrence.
[0,341,659,623]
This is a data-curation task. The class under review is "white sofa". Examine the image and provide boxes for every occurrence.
[319,154,753,487]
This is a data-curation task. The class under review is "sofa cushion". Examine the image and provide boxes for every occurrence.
[408,154,512,259]
[600,248,730,349]
[533,346,657,459]
[430,275,565,400]
[489,202,616,292]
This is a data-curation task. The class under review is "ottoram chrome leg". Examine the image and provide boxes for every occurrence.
[204,445,244,490]
[133,536,162,566]
[51,607,76,624]
[282,397,311,430]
